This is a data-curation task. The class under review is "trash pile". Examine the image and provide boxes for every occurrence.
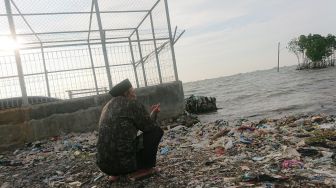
[0,132,101,188]
[160,111,200,129]
[158,114,336,187]
[185,95,217,114]
[1,114,336,187]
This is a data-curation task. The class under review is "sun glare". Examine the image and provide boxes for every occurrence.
[0,37,21,51]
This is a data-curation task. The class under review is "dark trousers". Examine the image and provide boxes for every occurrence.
[136,126,164,169]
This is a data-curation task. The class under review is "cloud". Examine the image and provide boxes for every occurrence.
[169,0,336,82]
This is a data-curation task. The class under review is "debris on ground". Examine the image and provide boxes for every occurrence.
[160,111,200,129]
[0,114,336,187]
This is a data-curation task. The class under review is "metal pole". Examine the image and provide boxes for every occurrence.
[87,0,94,40]
[332,48,335,66]
[67,91,72,99]
[14,37,171,50]
[93,0,113,89]
[136,29,148,86]
[332,48,335,65]
[10,0,42,43]
[5,0,29,106]
[128,38,140,88]
[149,12,163,84]
[5,28,136,37]
[40,44,51,97]
[0,10,150,16]
[129,0,161,38]
[164,0,179,81]
[173,26,177,41]
[278,42,280,72]
[174,30,185,44]
[88,41,99,95]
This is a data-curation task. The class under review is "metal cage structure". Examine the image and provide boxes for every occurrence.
[0,0,184,109]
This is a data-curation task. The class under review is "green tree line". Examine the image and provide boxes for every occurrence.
[288,34,336,69]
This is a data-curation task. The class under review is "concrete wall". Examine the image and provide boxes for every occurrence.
[0,81,184,152]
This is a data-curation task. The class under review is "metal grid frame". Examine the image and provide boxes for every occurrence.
[0,0,185,109]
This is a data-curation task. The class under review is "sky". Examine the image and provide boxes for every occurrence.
[1,0,336,84]
[167,0,336,82]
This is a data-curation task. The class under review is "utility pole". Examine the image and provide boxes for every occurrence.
[277,42,280,72]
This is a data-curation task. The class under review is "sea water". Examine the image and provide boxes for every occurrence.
[183,66,336,122]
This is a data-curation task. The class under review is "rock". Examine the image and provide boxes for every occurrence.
[240,166,250,171]
[296,140,306,147]
[282,147,301,159]
[185,95,217,114]
[293,119,305,126]
[56,171,64,176]
[74,151,81,156]
[54,142,64,152]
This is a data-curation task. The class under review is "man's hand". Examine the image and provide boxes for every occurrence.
[150,103,160,113]
[150,103,160,121]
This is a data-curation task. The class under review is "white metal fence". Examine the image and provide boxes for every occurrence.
[0,0,184,109]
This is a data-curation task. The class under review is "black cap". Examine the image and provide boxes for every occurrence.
[109,79,132,97]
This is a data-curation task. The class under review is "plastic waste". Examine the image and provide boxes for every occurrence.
[1,114,336,187]
[318,123,336,129]
[297,148,319,157]
[238,126,255,132]
[214,146,225,156]
[281,160,304,169]
[0,160,23,166]
[252,156,265,161]
[242,173,288,182]
[240,135,253,144]
[225,139,234,150]
[215,119,229,127]
[160,146,170,155]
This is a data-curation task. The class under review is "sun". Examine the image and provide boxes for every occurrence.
[0,36,21,51]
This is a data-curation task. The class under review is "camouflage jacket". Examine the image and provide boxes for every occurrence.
[96,96,156,175]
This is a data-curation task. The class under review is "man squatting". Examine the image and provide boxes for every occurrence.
[96,79,164,181]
